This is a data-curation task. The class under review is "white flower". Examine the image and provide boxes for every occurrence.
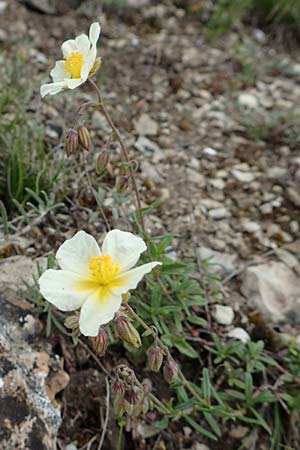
[39,230,161,336]
[40,22,101,98]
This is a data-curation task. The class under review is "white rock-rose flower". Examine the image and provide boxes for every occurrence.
[39,230,161,336]
[40,22,101,98]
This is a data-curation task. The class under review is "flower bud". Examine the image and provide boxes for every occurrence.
[114,315,142,348]
[77,125,92,151]
[116,175,130,193]
[111,378,126,398]
[89,57,102,77]
[114,396,126,417]
[95,150,109,175]
[163,358,178,384]
[65,129,79,157]
[89,327,109,356]
[64,312,80,336]
[147,345,164,373]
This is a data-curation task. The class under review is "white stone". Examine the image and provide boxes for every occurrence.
[134,113,158,136]
[241,262,300,324]
[213,305,234,325]
[227,327,250,343]
[242,221,261,233]
[203,147,217,157]
[238,93,259,108]
[208,208,230,220]
[231,169,255,183]
[134,136,164,162]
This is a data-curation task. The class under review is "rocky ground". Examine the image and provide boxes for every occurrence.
[1,0,300,449]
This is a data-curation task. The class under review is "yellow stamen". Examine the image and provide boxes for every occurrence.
[64,52,84,78]
[89,255,120,285]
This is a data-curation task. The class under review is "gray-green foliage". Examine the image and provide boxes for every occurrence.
[207,0,300,38]
[0,54,63,218]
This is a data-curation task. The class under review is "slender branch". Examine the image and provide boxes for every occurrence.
[82,155,111,231]
[88,78,146,236]
[97,376,110,450]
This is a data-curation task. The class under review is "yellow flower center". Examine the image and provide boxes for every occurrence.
[89,255,120,285]
[64,52,84,78]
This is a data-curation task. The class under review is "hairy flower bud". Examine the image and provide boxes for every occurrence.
[95,150,109,175]
[90,327,109,356]
[64,312,80,336]
[111,378,126,398]
[65,129,79,157]
[163,358,178,384]
[114,315,142,348]
[147,345,164,373]
[89,57,102,77]
[77,125,92,151]
[114,396,126,417]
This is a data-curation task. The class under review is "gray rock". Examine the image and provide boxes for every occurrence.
[287,187,300,207]
[198,247,238,275]
[208,207,230,220]
[134,136,164,162]
[231,169,255,183]
[241,262,300,324]
[238,93,259,108]
[0,294,69,449]
[134,113,158,136]
[0,257,69,449]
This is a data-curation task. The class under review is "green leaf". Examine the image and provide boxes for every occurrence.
[184,416,218,441]
[202,368,211,403]
[155,416,169,430]
[0,200,8,235]
[187,315,208,327]
[204,412,222,437]
[173,338,198,359]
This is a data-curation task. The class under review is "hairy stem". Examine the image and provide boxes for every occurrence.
[124,304,205,405]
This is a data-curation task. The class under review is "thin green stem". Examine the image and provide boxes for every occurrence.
[117,420,124,450]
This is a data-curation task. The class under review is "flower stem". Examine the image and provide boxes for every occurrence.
[88,78,146,237]
[124,304,205,406]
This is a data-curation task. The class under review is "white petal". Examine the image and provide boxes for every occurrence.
[80,47,96,81]
[56,230,101,275]
[61,39,78,57]
[65,78,84,89]
[50,60,66,82]
[102,230,147,272]
[89,22,101,46]
[112,261,161,295]
[75,34,90,56]
[39,269,90,311]
[79,290,122,336]
[40,81,67,97]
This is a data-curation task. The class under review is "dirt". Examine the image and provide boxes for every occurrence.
[1,0,300,449]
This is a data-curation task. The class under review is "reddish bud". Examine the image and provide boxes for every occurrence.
[64,312,80,336]
[90,327,109,356]
[116,175,130,193]
[77,125,92,151]
[147,345,164,373]
[163,358,178,384]
[95,150,110,175]
[111,378,126,398]
[114,315,142,348]
[65,129,79,157]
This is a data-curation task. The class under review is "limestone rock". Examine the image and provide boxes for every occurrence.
[241,262,300,324]
[0,294,69,449]
[134,113,158,136]
[198,247,238,276]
